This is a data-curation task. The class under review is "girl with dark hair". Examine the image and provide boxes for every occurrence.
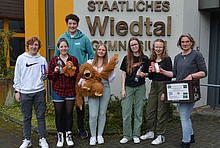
[120,37,149,144]
[48,38,79,147]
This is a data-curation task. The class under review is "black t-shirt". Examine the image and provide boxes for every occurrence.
[120,55,149,87]
[148,56,172,81]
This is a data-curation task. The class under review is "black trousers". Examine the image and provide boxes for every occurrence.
[76,99,85,131]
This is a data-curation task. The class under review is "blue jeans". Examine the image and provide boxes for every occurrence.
[20,90,47,139]
[51,90,75,102]
[88,82,110,137]
[177,102,195,143]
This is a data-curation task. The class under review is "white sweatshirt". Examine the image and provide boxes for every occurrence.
[13,52,48,94]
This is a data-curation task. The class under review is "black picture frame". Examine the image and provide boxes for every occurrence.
[164,79,201,103]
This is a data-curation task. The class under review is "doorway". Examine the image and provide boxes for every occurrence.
[208,13,220,108]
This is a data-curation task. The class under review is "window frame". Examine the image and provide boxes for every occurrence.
[3,18,25,68]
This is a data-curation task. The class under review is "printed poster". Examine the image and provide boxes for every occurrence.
[166,83,189,101]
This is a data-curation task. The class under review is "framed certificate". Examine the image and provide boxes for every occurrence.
[164,79,201,103]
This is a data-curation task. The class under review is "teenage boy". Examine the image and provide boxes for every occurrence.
[14,36,49,148]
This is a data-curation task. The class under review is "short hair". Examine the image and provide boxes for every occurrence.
[26,36,41,49]
[177,33,195,49]
[65,14,80,24]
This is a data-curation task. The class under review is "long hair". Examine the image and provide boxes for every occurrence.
[177,33,195,49]
[150,39,168,60]
[127,37,145,75]
[92,43,108,67]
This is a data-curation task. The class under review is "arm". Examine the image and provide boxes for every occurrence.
[160,68,173,78]
[108,71,116,83]
[140,71,148,77]
[121,71,126,98]
[13,62,21,92]
[140,56,149,78]
[190,71,206,79]
[184,71,206,80]
[185,51,207,80]
[13,58,21,102]
[191,52,207,79]
[47,57,59,81]
[85,37,94,60]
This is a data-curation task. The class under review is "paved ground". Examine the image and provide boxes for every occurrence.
[0,108,220,148]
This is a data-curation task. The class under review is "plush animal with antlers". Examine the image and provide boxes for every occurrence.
[63,61,77,77]
[76,54,118,110]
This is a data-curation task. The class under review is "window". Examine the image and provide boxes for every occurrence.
[2,18,25,67]
[9,37,25,66]
[8,20,24,33]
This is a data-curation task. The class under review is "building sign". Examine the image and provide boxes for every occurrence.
[75,0,175,52]
[74,0,184,97]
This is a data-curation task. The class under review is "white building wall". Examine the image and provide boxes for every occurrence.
[73,0,210,107]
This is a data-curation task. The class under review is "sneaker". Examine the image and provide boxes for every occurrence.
[120,137,129,144]
[39,137,49,148]
[140,131,154,140]
[190,134,195,143]
[57,132,64,147]
[78,129,88,139]
[19,139,32,148]
[133,137,140,144]
[90,136,96,145]
[181,142,190,148]
[66,131,74,146]
[97,135,104,144]
[151,135,165,145]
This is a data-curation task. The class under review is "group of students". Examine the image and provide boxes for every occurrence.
[119,34,207,148]
[13,13,207,148]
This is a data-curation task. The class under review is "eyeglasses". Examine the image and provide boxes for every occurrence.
[130,43,138,47]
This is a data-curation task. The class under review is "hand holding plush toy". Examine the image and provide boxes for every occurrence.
[76,54,118,110]
[63,61,76,77]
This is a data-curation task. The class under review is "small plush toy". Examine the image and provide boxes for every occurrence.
[76,54,118,110]
[63,61,76,77]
